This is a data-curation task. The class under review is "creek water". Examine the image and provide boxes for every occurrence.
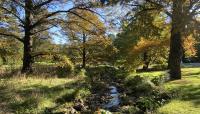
[103,86,120,109]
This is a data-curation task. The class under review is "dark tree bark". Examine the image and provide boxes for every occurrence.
[82,33,86,68]
[21,0,33,73]
[182,49,186,63]
[1,56,7,65]
[142,52,150,71]
[168,0,184,80]
[168,30,182,80]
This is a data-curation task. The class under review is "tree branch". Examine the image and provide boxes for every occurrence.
[0,33,24,42]
[0,6,25,25]
[145,0,172,17]
[33,0,54,9]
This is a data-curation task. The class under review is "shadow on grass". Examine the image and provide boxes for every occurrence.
[182,71,200,77]
[171,84,200,106]
[0,64,71,79]
[0,78,86,113]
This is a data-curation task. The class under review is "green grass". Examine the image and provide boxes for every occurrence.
[156,68,200,114]
[1,67,200,114]
[129,68,200,114]
[130,70,166,79]
[0,76,89,114]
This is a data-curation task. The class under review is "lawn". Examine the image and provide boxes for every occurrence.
[129,67,200,114]
[0,67,200,114]
[157,68,200,114]
[0,75,89,114]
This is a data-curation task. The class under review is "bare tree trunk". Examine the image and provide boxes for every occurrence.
[168,0,185,80]
[82,33,86,68]
[21,0,33,73]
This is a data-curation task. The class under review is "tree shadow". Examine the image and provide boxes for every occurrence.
[172,84,200,106]
[182,71,200,77]
[0,78,85,113]
[0,64,72,79]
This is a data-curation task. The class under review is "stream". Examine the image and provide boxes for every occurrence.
[103,86,120,110]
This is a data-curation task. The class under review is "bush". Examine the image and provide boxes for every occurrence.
[124,75,172,112]
[86,65,119,83]
[125,75,156,97]
[152,64,168,71]
[151,76,165,86]
[54,55,74,77]
[136,97,160,112]
[120,106,142,114]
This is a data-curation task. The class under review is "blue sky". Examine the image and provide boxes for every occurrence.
[48,1,74,44]
[48,1,130,44]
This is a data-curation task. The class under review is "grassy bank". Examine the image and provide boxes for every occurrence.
[157,68,200,114]
[0,75,89,114]
[0,67,200,114]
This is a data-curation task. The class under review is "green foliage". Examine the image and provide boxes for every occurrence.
[125,75,156,96]
[125,75,172,112]
[136,97,160,112]
[86,65,119,82]
[113,9,170,70]
[0,38,23,65]
[120,106,141,114]
[151,75,166,86]
[54,55,74,77]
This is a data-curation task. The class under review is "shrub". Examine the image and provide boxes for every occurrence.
[152,64,168,71]
[124,75,172,112]
[86,65,119,83]
[125,75,156,97]
[120,106,142,114]
[136,97,160,112]
[151,76,165,86]
[54,55,74,77]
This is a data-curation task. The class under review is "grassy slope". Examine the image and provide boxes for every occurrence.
[130,67,200,114]
[0,76,89,114]
[157,68,200,114]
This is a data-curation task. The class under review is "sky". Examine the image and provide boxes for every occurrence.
[48,1,130,44]
[48,1,74,44]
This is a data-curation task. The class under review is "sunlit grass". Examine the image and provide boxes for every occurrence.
[0,75,88,113]
[129,67,200,114]
[157,100,200,114]
[157,67,200,114]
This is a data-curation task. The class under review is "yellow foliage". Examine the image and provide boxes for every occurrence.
[66,9,105,35]
[131,37,169,55]
[183,34,197,57]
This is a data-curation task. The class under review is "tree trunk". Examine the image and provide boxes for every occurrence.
[82,33,86,68]
[168,0,185,80]
[142,52,150,71]
[182,50,186,63]
[168,30,182,80]
[21,0,33,73]
[21,35,32,73]
[1,56,7,65]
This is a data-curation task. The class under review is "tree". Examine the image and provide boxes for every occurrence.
[0,38,22,65]
[61,9,106,68]
[109,0,200,80]
[0,0,96,73]
[114,4,170,70]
